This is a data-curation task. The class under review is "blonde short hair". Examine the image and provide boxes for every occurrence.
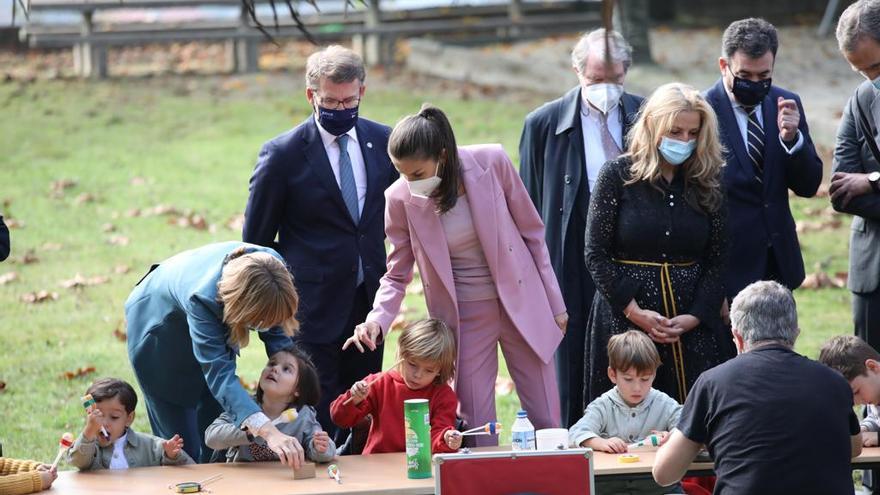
[626,82,725,214]
[396,319,457,384]
[607,330,662,374]
[217,248,299,348]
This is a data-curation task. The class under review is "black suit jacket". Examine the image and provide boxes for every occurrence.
[519,86,643,303]
[243,116,397,343]
[832,80,880,294]
[0,215,8,261]
[706,79,822,300]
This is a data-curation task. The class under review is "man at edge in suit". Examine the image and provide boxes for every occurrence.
[243,45,397,447]
[705,18,822,308]
[830,2,880,491]
[519,29,643,426]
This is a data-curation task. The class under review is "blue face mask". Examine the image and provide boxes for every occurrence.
[658,136,697,166]
[316,105,359,136]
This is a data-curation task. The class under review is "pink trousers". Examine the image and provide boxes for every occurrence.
[455,297,561,447]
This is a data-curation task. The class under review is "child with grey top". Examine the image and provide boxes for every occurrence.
[68,378,194,470]
[205,346,335,463]
[570,330,683,495]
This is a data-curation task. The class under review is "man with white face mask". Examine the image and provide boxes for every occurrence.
[704,18,822,309]
[519,28,643,427]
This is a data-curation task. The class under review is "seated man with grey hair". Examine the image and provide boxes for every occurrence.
[652,280,861,494]
[518,28,643,427]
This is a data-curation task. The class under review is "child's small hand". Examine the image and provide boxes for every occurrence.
[651,430,671,446]
[163,434,184,459]
[600,437,628,454]
[39,467,57,490]
[865,432,880,447]
[83,406,104,440]
[444,430,462,450]
[348,380,370,405]
[312,431,330,454]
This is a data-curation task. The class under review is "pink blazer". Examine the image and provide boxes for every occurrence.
[367,144,565,363]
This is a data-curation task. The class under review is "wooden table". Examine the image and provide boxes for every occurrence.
[51,447,880,494]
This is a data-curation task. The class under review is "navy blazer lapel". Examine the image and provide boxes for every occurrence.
[302,118,355,225]
[710,79,756,184]
[556,87,585,253]
[355,119,383,228]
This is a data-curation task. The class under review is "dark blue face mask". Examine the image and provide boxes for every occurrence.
[316,105,359,136]
[729,68,772,107]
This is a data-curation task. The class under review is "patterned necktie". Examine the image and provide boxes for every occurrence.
[598,110,623,162]
[336,134,364,286]
[336,134,360,223]
[745,106,765,177]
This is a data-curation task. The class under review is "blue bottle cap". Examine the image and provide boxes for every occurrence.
[516,410,527,417]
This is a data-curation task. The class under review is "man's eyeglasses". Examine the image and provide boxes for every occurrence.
[315,93,361,110]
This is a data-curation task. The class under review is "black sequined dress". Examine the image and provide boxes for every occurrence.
[583,157,735,405]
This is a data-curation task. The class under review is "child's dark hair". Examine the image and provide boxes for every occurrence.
[87,378,138,414]
[256,345,321,408]
[607,330,662,374]
[819,335,880,381]
[388,103,461,214]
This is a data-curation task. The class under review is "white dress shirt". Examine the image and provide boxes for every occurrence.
[725,92,803,155]
[315,116,367,215]
[580,95,624,192]
[109,432,130,470]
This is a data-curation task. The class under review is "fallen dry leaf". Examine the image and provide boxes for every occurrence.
[5,218,24,229]
[225,213,245,231]
[102,223,116,233]
[801,271,847,290]
[41,242,63,251]
[222,79,247,91]
[112,320,127,342]
[114,265,131,274]
[60,273,110,289]
[126,208,142,218]
[0,380,5,392]
[12,250,39,265]
[495,376,515,396]
[239,376,258,392]
[130,176,147,186]
[20,290,59,304]
[170,213,208,230]
[147,204,181,216]
[390,313,408,332]
[50,178,77,197]
[0,272,19,285]
[60,365,96,380]
[74,192,95,205]
[107,235,130,246]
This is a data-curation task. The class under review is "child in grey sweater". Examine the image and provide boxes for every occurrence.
[205,346,335,463]
[569,330,683,495]
[68,378,194,470]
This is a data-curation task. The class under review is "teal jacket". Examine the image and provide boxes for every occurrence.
[125,241,294,427]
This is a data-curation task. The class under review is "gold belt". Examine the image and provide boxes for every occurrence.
[614,259,696,403]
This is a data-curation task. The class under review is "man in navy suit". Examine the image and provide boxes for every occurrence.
[519,29,643,427]
[705,18,822,305]
[243,45,397,445]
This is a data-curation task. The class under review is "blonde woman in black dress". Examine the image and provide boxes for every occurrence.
[584,82,735,405]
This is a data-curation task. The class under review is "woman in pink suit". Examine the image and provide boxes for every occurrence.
[343,104,567,444]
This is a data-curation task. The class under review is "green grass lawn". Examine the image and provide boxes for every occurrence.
[0,76,852,465]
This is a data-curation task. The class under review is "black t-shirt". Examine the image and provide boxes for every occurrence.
[678,345,859,495]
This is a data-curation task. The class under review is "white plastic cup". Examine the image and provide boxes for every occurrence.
[535,428,569,451]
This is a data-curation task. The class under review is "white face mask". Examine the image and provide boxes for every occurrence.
[582,83,624,114]
[406,163,442,198]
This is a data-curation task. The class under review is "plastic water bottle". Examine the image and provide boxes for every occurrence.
[511,410,536,451]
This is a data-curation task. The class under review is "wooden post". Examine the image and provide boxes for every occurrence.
[363,0,383,66]
[233,5,259,73]
[74,10,107,78]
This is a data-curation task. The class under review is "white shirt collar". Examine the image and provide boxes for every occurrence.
[314,114,358,148]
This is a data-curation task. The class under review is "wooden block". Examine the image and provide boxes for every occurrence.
[293,462,316,479]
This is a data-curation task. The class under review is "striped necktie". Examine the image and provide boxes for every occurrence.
[745,106,765,177]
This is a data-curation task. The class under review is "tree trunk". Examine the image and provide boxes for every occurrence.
[617,0,653,65]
